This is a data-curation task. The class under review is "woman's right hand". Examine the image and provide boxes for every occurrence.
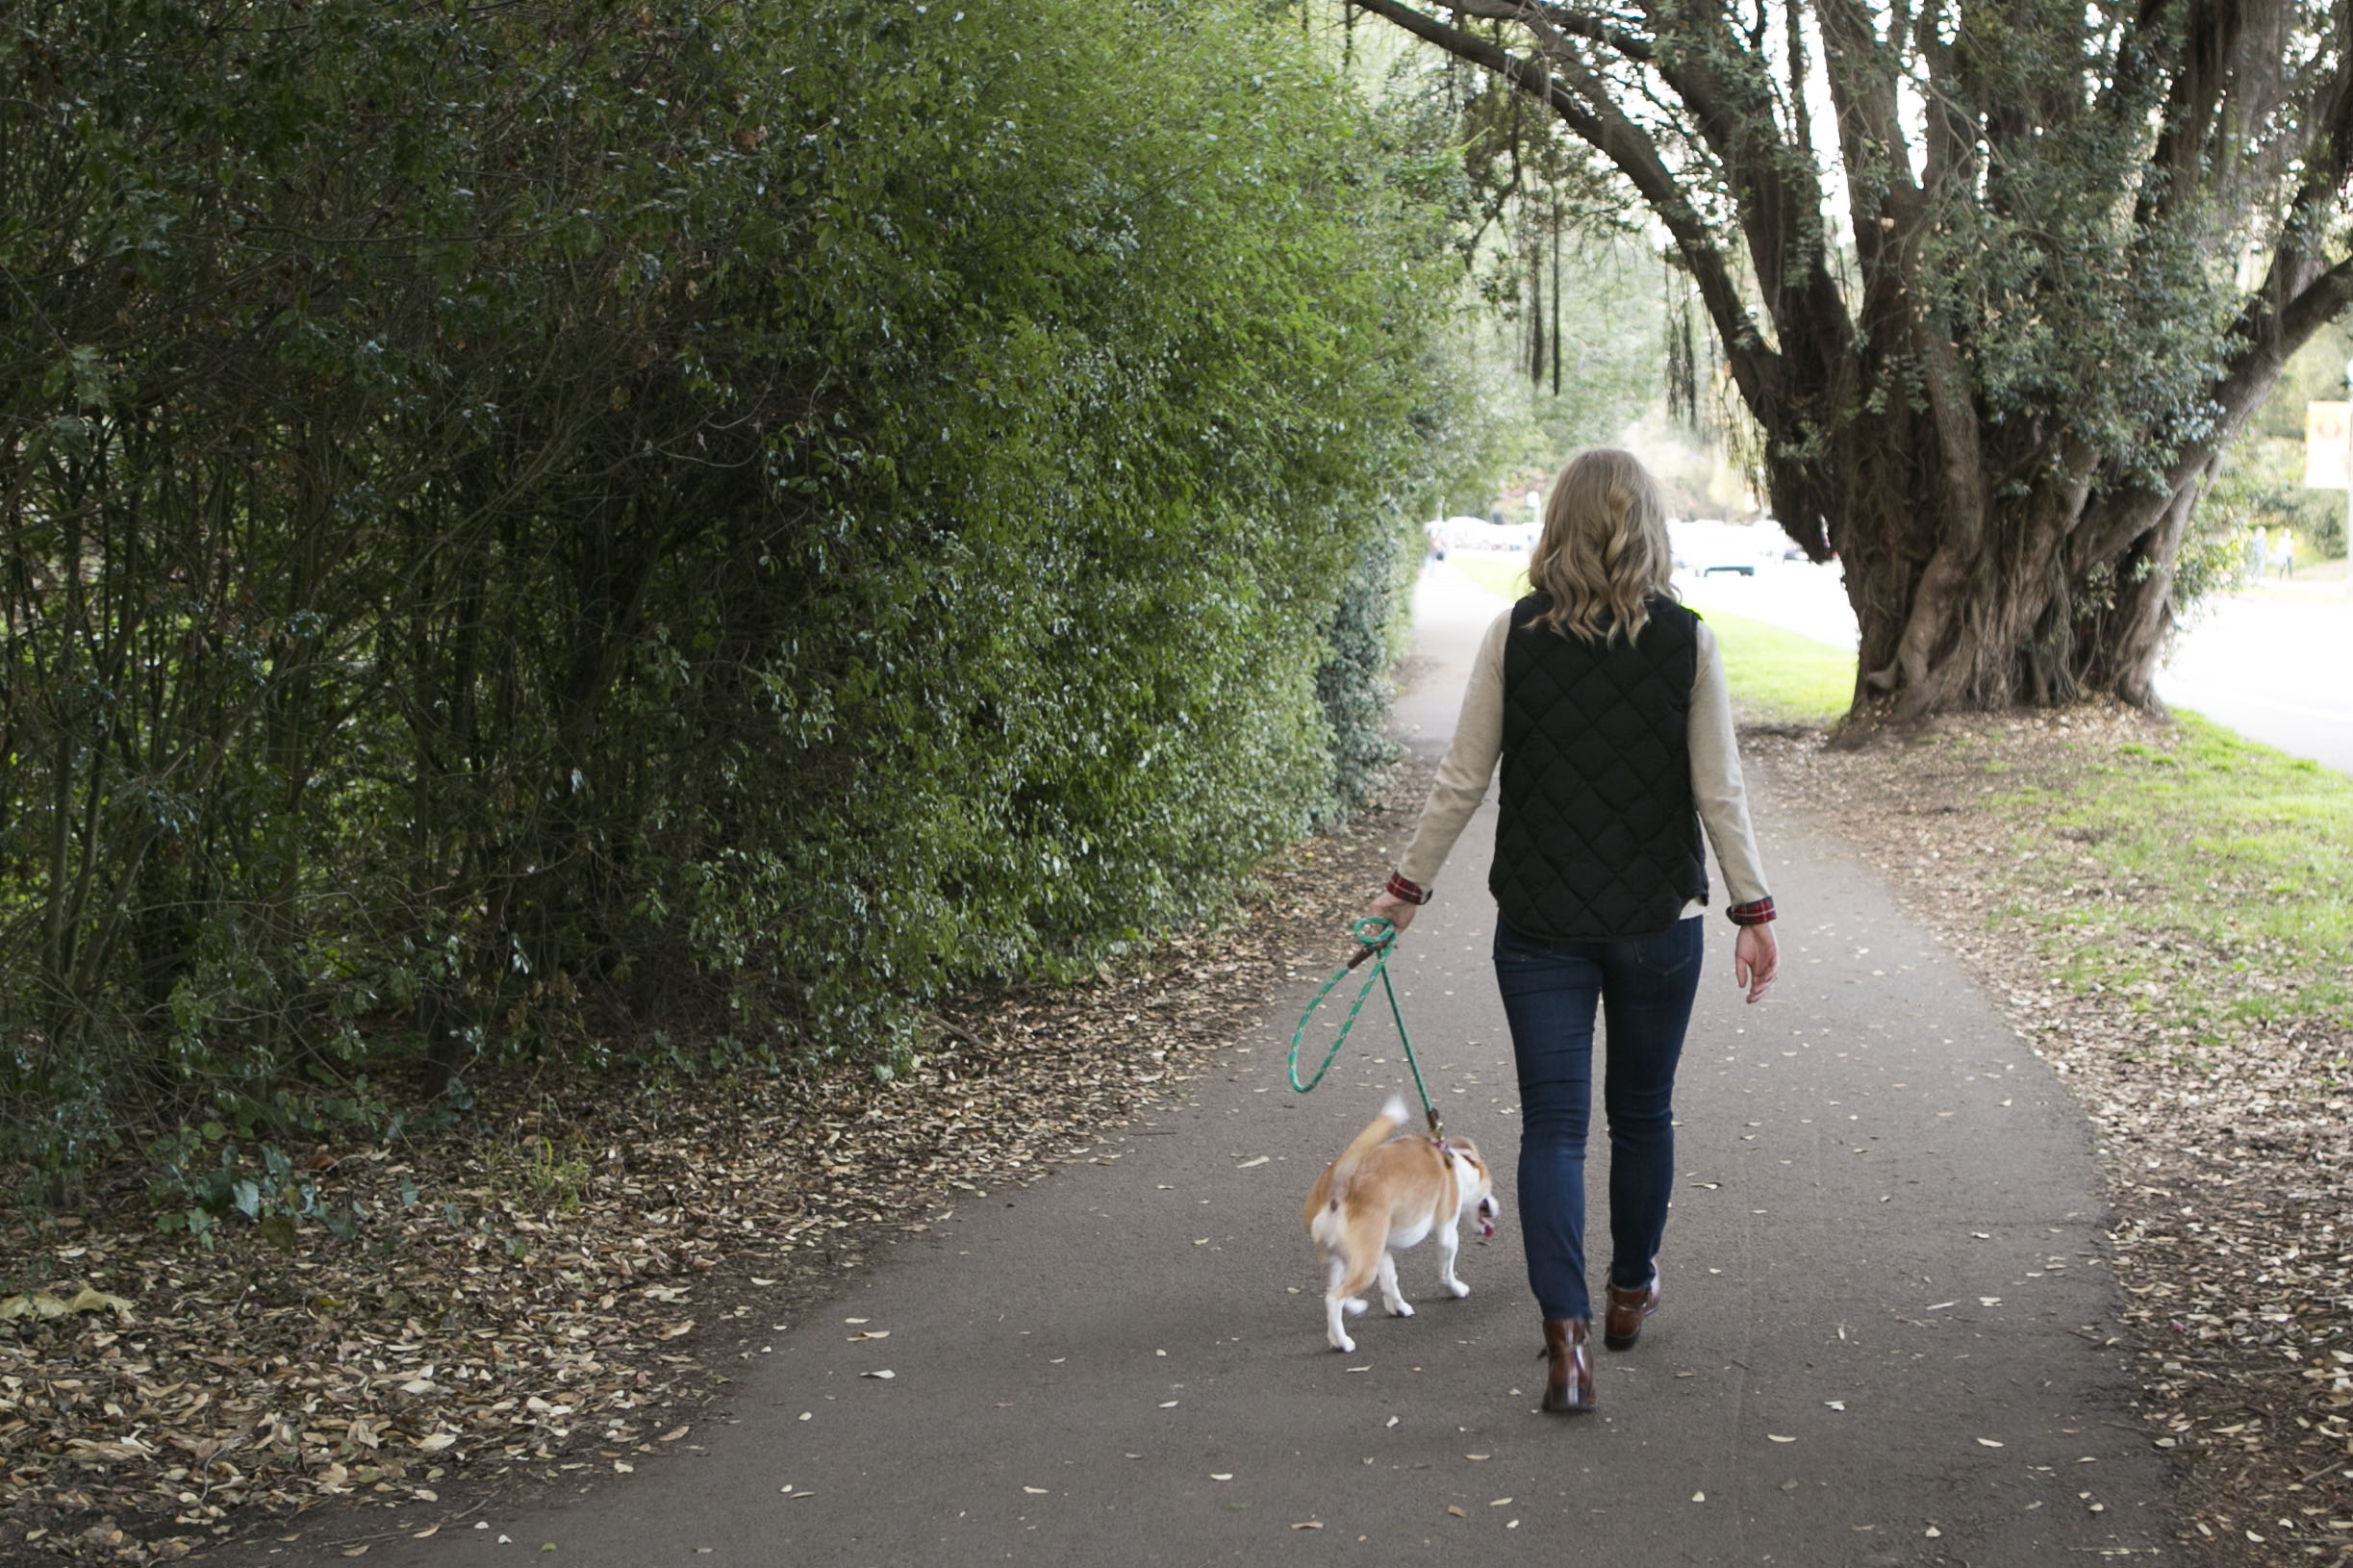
[1364,892,1419,934]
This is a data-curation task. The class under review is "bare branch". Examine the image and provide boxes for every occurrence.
[2211,249,2353,448]
[1784,0,1813,158]
[1817,0,1924,286]
[1449,0,1657,61]
[1351,0,1787,407]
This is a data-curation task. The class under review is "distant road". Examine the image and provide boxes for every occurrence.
[1672,554,1859,650]
[2156,587,2353,775]
[1641,555,2353,778]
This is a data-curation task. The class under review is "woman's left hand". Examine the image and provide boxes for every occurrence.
[1364,892,1419,934]
[1733,923,1778,1003]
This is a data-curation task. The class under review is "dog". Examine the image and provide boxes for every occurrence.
[1303,1096,1497,1353]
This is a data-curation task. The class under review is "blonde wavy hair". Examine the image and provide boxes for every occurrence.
[1526,448,1678,645]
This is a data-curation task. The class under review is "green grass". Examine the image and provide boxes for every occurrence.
[1446,561,1854,724]
[1993,713,2353,1039]
[1699,611,1855,725]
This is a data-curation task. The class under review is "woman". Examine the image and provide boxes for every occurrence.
[1366,449,1778,1415]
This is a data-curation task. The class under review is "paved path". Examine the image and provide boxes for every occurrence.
[240,574,2177,1567]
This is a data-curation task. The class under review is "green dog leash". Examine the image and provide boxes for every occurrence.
[1287,915,1443,1137]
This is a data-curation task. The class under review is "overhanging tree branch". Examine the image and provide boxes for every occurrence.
[1350,0,1788,410]
[1364,0,2353,717]
[1449,0,1657,62]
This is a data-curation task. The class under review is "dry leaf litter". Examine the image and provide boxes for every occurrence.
[1751,705,2351,1565]
[15,708,2348,1566]
[0,768,1430,1562]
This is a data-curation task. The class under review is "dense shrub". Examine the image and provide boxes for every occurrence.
[0,0,1486,1176]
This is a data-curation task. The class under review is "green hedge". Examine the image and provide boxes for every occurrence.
[0,0,1486,1174]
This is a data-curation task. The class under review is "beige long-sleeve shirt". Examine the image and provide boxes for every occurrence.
[1396,609,1771,918]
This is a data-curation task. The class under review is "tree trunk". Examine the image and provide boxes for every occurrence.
[1805,372,2222,720]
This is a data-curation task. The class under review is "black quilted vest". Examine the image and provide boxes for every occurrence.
[1489,592,1708,940]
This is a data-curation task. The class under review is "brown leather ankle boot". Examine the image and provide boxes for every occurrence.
[1604,1269,1661,1352]
[1539,1317,1594,1413]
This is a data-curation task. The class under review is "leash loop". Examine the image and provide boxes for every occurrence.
[1287,916,1443,1137]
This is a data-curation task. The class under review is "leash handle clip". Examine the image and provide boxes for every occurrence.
[1344,914,1394,971]
[1287,917,1442,1137]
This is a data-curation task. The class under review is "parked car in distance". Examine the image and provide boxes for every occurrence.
[1668,518,1777,578]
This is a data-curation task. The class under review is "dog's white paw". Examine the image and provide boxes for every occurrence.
[1388,1301,1414,1319]
[1343,1296,1369,1317]
[1445,1279,1471,1300]
[1329,1331,1356,1353]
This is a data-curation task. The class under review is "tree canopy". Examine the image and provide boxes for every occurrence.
[0,0,1490,1179]
[1357,0,2353,715]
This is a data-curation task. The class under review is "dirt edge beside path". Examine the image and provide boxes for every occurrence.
[0,769,1434,1565]
[1749,708,2353,1566]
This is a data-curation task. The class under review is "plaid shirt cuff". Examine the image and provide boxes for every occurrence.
[1384,872,1431,906]
[1727,897,1776,926]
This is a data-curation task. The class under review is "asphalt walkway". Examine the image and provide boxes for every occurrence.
[243,566,2178,1566]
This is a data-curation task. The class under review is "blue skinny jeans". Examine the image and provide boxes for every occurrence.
[1492,914,1704,1323]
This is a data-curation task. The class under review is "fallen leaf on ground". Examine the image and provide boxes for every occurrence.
[0,764,1438,1563]
[0,1286,134,1323]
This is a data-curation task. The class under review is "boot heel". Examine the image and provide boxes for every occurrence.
[1604,1269,1661,1352]
[1540,1318,1594,1414]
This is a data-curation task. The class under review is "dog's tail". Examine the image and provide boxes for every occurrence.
[1323,1094,1407,1206]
